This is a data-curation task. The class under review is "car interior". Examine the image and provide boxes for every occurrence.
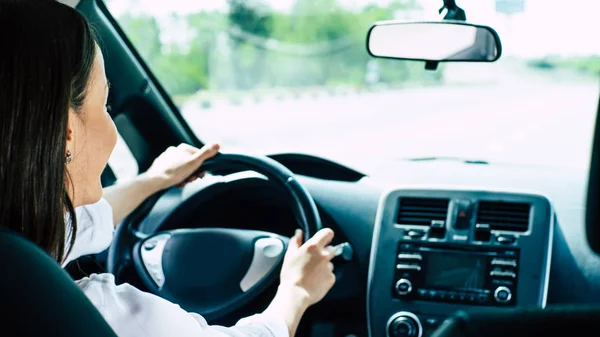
[2,0,600,336]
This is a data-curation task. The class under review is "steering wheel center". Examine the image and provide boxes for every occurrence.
[163,230,255,288]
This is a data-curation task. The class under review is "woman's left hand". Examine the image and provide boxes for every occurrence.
[145,143,220,190]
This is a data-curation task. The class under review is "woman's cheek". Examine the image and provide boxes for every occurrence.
[108,116,117,153]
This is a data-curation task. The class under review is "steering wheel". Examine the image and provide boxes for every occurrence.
[107,153,322,321]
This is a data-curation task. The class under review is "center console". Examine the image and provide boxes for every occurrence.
[367,188,553,337]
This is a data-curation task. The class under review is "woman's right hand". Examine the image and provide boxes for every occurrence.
[279,228,337,307]
[262,228,336,336]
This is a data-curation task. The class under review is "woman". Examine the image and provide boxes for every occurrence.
[0,1,336,336]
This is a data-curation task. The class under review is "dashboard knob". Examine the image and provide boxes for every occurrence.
[395,278,413,296]
[387,312,422,337]
[494,286,512,303]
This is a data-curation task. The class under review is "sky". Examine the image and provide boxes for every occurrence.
[105,0,600,57]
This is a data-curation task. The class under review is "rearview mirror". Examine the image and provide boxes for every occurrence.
[367,21,502,66]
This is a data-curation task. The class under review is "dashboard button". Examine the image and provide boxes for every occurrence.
[454,200,474,230]
[398,253,423,261]
[467,294,476,302]
[491,258,517,267]
[143,239,157,250]
[406,230,425,238]
[474,224,491,242]
[395,279,413,296]
[490,270,516,278]
[494,286,512,304]
[476,294,489,303]
[396,263,422,271]
[496,234,517,244]
[387,312,422,337]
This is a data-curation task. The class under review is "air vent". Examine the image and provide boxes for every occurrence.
[397,198,449,226]
[476,201,531,232]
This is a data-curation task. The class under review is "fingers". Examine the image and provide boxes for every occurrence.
[175,172,206,188]
[191,143,220,162]
[287,229,303,253]
[174,143,220,164]
[176,143,197,154]
[186,173,200,183]
[305,228,335,249]
[174,143,219,187]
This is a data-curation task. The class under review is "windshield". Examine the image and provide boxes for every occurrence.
[105,0,600,171]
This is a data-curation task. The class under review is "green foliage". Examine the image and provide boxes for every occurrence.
[151,46,209,95]
[228,0,272,37]
[528,56,600,75]
[557,56,600,74]
[117,14,161,63]
[116,0,443,97]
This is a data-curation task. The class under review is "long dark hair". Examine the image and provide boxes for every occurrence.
[0,0,97,262]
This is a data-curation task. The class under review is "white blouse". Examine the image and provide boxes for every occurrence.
[63,198,288,337]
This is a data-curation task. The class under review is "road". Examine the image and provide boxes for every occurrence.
[179,69,599,171]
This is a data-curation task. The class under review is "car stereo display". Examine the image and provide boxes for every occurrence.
[424,252,486,290]
[393,243,519,306]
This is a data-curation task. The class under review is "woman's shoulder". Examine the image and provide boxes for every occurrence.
[63,198,114,266]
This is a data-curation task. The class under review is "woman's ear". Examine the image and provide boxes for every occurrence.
[66,110,72,139]
[66,127,73,142]
[65,109,77,159]
[65,112,74,165]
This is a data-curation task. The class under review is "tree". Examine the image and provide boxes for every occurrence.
[227,0,274,89]
[228,0,272,37]
[118,13,215,96]
[117,14,162,64]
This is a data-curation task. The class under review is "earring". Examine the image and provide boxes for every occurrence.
[66,150,72,164]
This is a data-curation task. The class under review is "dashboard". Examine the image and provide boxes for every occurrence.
[124,157,599,337]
